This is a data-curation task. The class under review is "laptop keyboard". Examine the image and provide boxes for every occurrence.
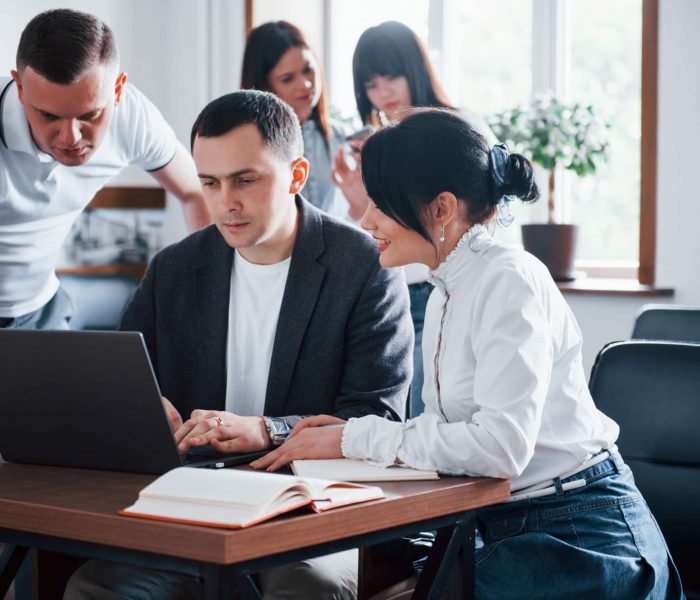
[181,446,268,468]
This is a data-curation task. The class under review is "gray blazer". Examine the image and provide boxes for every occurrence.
[121,197,413,425]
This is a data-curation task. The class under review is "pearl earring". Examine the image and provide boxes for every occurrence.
[439,225,446,243]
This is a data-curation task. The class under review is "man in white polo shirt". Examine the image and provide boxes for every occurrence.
[0,9,210,599]
[0,8,210,331]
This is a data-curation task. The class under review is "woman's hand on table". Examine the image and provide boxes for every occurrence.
[251,415,346,471]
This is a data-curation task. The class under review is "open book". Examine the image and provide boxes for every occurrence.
[119,467,384,529]
[292,458,439,482]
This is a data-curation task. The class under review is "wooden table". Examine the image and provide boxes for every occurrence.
[0,460,509,599]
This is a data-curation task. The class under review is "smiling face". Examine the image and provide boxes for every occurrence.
[267,46,321,124]
[364,74,412,122]
[11,64,123,166]
[193,123,308,264]
[360,199,436,268]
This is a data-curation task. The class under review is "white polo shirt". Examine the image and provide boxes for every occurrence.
[0,78,177,317]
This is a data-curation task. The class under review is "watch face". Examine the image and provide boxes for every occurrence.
[265,418,291,445]
[270,419,290,435]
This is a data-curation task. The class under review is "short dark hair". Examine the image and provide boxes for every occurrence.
[190,90,303,161]
[16,9,118,84]
[353,21,452,125]
[241,21,332,143]
[361,109,539,241]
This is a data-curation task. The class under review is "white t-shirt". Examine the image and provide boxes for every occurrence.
[225,251,291,417]
[0,78,177,317]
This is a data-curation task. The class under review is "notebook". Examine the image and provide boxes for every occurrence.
[291,458,439,482]
[120,467,385,528]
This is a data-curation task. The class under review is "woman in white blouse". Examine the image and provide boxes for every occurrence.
[254,109,684,599]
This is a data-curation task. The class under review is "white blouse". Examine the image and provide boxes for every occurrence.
[342,225,619,491]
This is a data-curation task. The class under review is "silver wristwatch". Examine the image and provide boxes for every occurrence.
[263,417,292,446]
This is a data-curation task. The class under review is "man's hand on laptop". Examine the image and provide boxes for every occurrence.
[161,396,183,431]
[175,410,270,454]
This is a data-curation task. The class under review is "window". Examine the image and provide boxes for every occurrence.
[259,0,656,282]
[439,0,533,116]
[438,0,645,274]
[568,0,642,266]
[437,0,536,248]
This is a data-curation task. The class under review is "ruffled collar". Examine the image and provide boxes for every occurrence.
[428,223,491,294]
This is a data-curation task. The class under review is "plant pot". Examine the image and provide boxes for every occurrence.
[521,223,578,282]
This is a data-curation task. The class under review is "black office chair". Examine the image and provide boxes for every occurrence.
[58,274,139,330]
[589,340,700,598]
[632,304,700,342]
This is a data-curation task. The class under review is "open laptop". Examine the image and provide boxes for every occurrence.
[0,329,268,474]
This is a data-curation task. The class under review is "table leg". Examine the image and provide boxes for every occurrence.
[34,550,86,600]
[0,545,28,599]
[411,515,475,600]
[447,519,475,600]
[358,543,417,599]
[201,565,262,600]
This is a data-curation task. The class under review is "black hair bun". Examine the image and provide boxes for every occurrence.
[502,153,540,203]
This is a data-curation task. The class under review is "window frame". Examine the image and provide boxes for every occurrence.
[436,0,658,282]
[246,0,659,284]
[638,0,658,285]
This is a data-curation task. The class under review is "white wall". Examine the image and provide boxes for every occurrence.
[566,0,700,374]
[656,0,700,303]
[252,0,326,63]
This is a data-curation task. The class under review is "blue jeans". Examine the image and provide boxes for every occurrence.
[0,287,74,330]
[474,453,685,599]
[64,549,358,600]
[407,282,432,418]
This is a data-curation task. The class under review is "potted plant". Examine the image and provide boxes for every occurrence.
[489,94,610,281]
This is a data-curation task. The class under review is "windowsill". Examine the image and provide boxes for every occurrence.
[557,278,674,297]
[56,264,146,279]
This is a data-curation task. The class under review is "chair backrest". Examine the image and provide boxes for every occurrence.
[632,304,700,342]
[59,274,139,330]
[589,340,700,593]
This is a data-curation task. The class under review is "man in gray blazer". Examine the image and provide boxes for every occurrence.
[66,91,413,600]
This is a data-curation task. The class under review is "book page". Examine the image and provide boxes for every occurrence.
[310,484,385,512]
[292,458,439,482]
[121,467,385,528]
[138,467,312,508]
[121,494,311,528]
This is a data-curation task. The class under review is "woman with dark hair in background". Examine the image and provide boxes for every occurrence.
[256,109,684,600]
[352,20,452,125]
[334,20,497,419]
[242,21,346,216]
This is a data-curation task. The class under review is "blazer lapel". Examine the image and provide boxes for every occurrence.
[194,230,234,411]
[264,198,326,415]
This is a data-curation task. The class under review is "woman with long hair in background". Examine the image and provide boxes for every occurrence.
[242,21,347,216]
[334,20,497,419]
